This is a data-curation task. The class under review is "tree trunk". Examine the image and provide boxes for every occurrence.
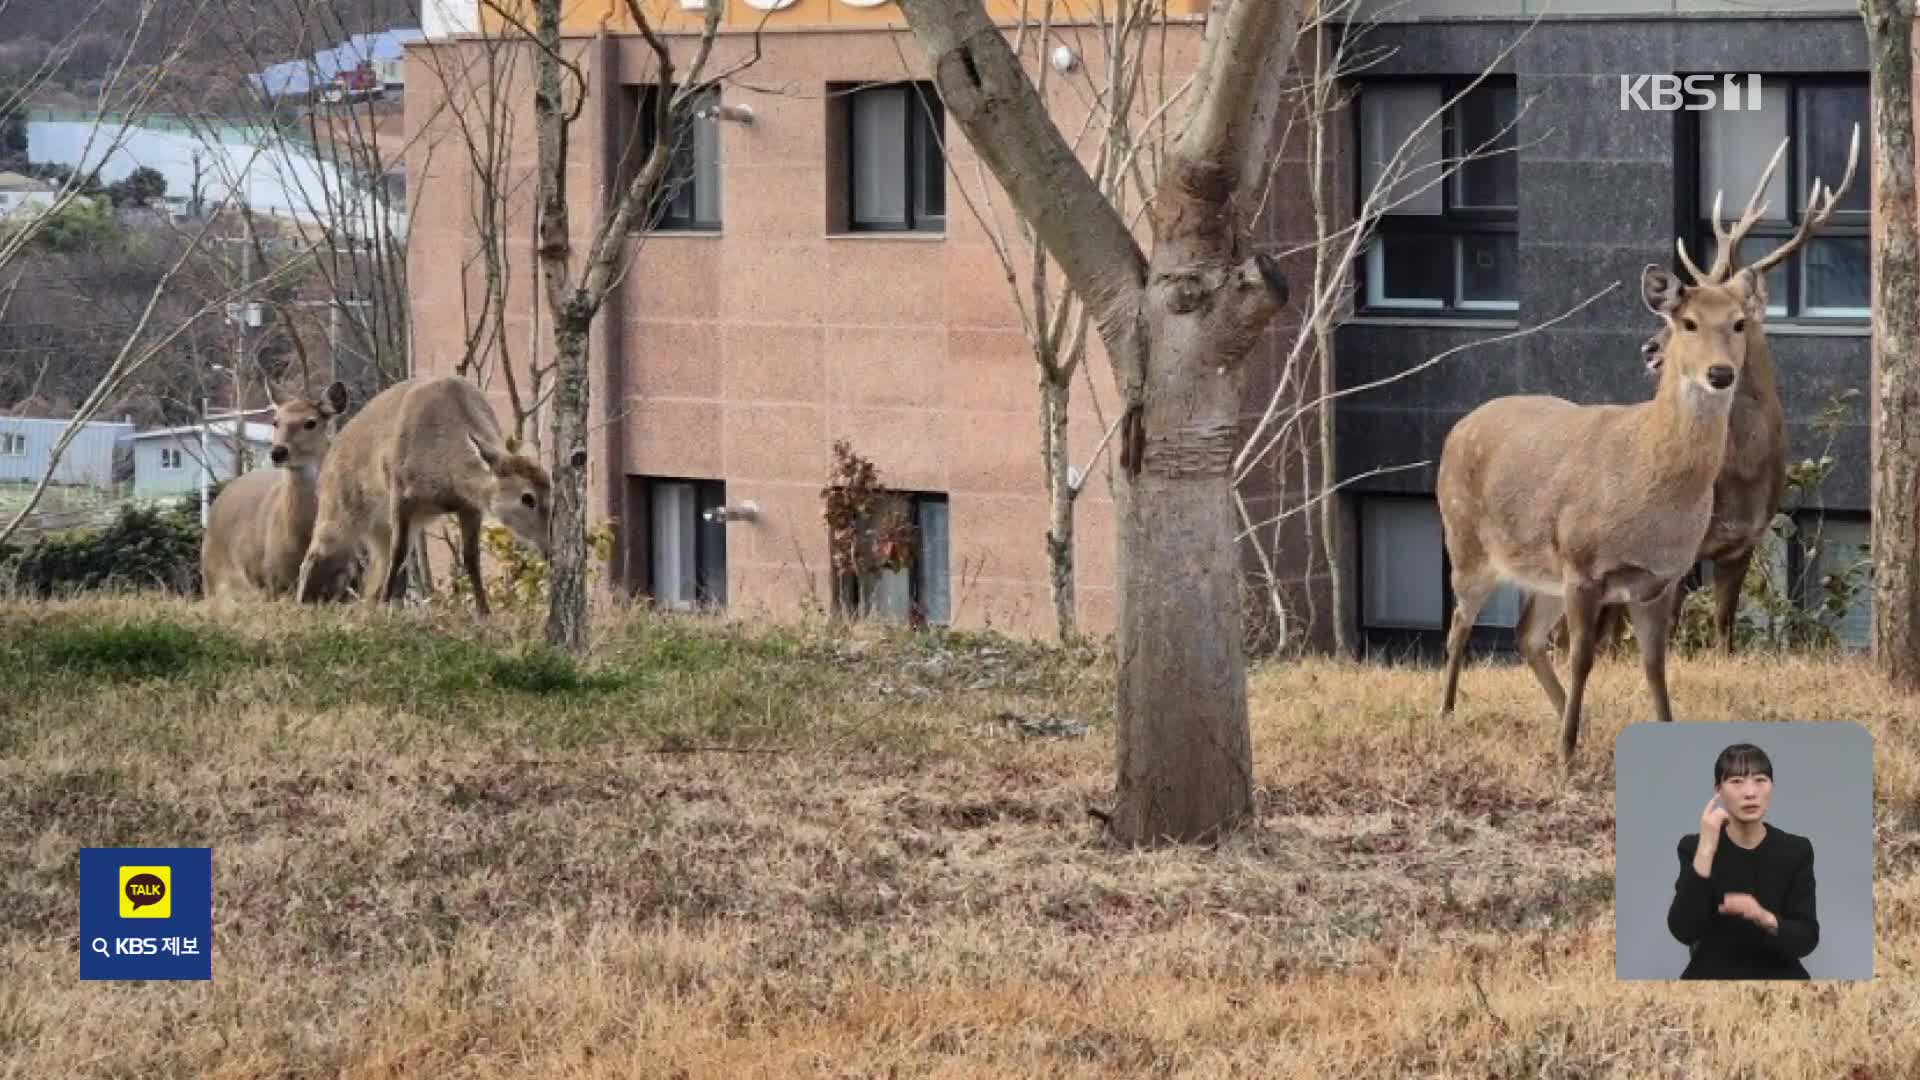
[1866,0,1920,688]
[1109,275,1263,845]
[1108,164,1285,845]
[546,317,591,652]
[1041,374,1077,643]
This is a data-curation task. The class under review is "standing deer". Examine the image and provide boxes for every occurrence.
[1437,262,1764,761]
[200,381,350,601]
[294,375,572,614]
[1540,127,1860,657]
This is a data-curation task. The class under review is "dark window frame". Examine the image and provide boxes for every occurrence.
[1350,75,1520,317]
[639,475,728,610]
[831,490,950,625]
[622,82,721,233]
[1782,508,1872,648]
[1353,492,1524,660]
[1683,73,1870,324]
[845,80,946,234]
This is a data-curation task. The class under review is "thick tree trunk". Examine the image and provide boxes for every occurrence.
[1866,0,1920,688]
[1041,374,1077,643]
[895,0,1295,847]
[1108,163,1286,845]
[1110,339,1257,844]
[546,318,591,652]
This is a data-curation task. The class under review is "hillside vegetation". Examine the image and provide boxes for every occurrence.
[0,596,1915,1078]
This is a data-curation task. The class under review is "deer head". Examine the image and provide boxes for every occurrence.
[465,431,555,558]
[1641,327,1669,376]
[267,381,349,468]
[1640,264,1761,396]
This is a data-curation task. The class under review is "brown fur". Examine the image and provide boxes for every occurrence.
[200,382,349,601]
[1547,128,1858,656]
[1437,264,1764,761]
[294,375,556,615]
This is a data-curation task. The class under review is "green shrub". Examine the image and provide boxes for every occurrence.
[1,500,204,599]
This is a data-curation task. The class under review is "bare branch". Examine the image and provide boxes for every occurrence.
[895,0,1147,342]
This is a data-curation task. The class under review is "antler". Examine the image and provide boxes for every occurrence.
[1676,135,1790,285]
[1746,122,1861,279]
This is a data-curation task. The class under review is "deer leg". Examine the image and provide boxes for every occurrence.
[296,527,348,604]
[1516,591,1568,717]
[1710,547,1754,654]
[459,507,490,617]
[1626,582,1680,724]
[381,507,412,603]
[1558,581,1603,763]
[1594,604,1627,654]
[360,521,394,609]
[1440,568,1496,716]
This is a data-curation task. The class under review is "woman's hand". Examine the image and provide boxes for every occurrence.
[1693,794,1728,877]
[1700,792,1730,835]
[1717,892,1778,932]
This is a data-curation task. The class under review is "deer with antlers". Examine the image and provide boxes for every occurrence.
[1437,258,1765,761]
[1538,126,1861,658]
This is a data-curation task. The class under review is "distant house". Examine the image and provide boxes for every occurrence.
[0,417,134,488]
[250,29,427,100]
[127,420,274,498]
[0,172,58,220]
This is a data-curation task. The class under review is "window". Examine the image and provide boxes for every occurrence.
[1358,495,1519,638]
[834,492,950,625]
[1788,513,1872,649]
[1356,78,1518,313]
[0,432,25,456]
[645,478,727,609]
[1692,76,1869,320]
[158,446,183,470]
[845,81,945,233]
[620,83,721,231]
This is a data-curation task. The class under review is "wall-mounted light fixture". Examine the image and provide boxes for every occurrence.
[1050,45,1079,74]
[699,103,755,125]
[703,500,761,524]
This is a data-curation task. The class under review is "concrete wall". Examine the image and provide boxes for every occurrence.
[1333,14,1870,506]
[1329,13,1873,652]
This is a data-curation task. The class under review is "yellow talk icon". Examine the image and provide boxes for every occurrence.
[119,865,171,918]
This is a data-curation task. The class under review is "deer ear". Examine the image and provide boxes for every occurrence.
[467,432,502,470]
[1732,265,1768,313]
[1641,264,1686,315]
[323,381,349,415]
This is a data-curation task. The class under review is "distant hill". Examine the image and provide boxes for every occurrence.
[1,0,422,113]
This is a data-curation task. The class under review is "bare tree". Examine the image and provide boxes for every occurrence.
[932,1,1187,644]
[482,0,751,651]
[895,0,1297,845]
[1863,0,1920,687]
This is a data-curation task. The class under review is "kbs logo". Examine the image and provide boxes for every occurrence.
[81,848,212,980]
[1619,74,1764,112]
[119,865,171,918]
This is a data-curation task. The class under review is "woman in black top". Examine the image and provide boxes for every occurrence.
[1666,742,1819,979]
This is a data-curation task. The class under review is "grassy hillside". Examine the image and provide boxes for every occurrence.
[0,596,1915,1077]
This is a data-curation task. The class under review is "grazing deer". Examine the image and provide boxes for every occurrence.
[294,375,571,615]
[1437,262,1764,761]
[200,381,350,601]
[1540,127,1860,657]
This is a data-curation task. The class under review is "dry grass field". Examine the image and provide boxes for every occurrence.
[1,595,1917,1078]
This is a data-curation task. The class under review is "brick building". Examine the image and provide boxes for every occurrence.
[402,0,1878,654]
